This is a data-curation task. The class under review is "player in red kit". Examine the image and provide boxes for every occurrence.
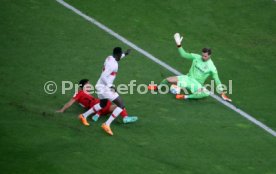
[56,79,131,122]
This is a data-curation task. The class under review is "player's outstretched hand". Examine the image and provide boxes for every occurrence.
[221,92,232,102]
[125,49,131,56]
[174,33,183,47]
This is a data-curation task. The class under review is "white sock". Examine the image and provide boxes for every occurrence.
[83,103,102,118]
[105,107,123,126]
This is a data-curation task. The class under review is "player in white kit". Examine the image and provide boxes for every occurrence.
[79,47,138,135]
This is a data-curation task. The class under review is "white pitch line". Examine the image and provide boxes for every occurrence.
[56,0,276,137]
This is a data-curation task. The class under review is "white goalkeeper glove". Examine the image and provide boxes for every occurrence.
[174,33,183,47]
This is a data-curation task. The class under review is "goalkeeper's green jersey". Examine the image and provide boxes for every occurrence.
[178,47,222,91]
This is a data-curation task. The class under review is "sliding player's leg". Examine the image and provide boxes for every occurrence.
[92,100,113,122]
[148,76,178,90]
[79,99,107,126]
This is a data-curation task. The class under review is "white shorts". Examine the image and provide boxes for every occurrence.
[96,85,119,101]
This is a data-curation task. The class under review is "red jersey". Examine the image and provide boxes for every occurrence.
[73,90,99,108]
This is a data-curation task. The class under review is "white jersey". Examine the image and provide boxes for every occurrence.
[96,54,125,88]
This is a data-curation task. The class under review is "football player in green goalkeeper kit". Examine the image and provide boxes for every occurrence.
[148,33,232,102]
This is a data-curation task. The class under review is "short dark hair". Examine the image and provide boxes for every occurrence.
[113,47,122,56]
[79,79,89,89]
[202,48,212,55]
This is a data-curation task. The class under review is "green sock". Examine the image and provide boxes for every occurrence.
[187,92,209,99]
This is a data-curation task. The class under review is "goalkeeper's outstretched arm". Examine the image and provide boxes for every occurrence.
[174,33,196,60]
[212,72,223,94]
[178,47,196,60]
[212,72,232,102]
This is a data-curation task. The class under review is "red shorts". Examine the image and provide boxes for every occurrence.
[97,101,112,116]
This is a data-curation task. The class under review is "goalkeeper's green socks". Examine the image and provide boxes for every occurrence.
[186,92,209,99]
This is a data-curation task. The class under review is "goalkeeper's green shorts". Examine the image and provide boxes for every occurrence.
[177,75,203,93]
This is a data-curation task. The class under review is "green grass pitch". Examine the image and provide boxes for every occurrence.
[0,0,276,173]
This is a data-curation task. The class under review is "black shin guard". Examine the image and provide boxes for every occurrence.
[99,99,108,108]
[112,97,125,109]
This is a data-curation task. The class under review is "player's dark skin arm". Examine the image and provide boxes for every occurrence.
[125,49,131,56]
[56,98,76,113]
[114,49,131,61]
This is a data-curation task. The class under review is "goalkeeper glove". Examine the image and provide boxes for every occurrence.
[221,92,232,102]
[174,33,183,47]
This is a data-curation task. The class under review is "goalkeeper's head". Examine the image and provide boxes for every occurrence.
[113,47,123,61]
[202,48,211,61]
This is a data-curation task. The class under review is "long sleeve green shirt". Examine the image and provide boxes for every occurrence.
[178,47,223,92]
